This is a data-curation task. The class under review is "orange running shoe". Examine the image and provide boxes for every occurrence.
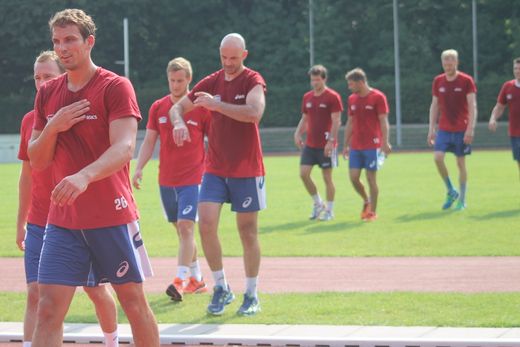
[166,277,184,301]
[184,277,208,294]
[363,211,378,222]
[361,201,372,220]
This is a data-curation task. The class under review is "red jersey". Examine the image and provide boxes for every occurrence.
[347,88,389,150]
[301,87,343,148]
[147,94,211,186]
[18,110,52,227]
[497,80,520,137]
[187,68,266,177]
[432,72,477,132]
[33,67,141,229]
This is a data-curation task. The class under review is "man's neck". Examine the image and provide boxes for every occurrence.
[358,85,371,97]
[67,61,98,92]
[313,86,326,96]
[225,65,245,81]
[170,91,188,104]
[445,70,459,81]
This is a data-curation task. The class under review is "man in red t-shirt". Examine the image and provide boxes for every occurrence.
[170,33,265,316]
[17,50,120,347]
[428,49,477,211]
[27,9,159,347]
[489,57,520,177]
[294,65,343,221]
[132,57,210,302]
[342,68,391,222]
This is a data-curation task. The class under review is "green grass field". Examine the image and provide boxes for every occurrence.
[0,151,519,326]
[1,151,518,257]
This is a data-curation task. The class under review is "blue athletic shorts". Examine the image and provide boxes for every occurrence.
[159,185,199,222]
[38,221,153,287]
[511,136,520,161]
[300,145,338,169]
[199,173,267,212]
[24,223,45,284]
[434,130,471,157]
[349,149,379,171]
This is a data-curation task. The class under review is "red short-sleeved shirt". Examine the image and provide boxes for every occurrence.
[33,67,141,229]
[18,110,52,227]
[188,68,266,178]
[432,72,477,132]
[497,80,520,137]
[301,88,343,148]
[146,94,211,186]
[348,88,389,150]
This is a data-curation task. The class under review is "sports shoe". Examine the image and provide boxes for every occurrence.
[363,211,378,222]
[319,210,334,221]
[454,201,466,211]
[184,277,208,294]
[442,190,459,210]
[207,285,235,315]
[309,202,325,220]
[237,293,261,316]
[165,277,184,302]
[361,201,372,220]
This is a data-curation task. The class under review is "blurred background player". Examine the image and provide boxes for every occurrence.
[294,64,343,221]
[342,68,391,221]
[27,9,159,346]
[170,33,266,316]
[132,57,210,301]
[488,57,520,179]
[17,51,119,347]
[428,49,477,211]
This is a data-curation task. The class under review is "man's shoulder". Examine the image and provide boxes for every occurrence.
[457,71,475,83]
[20,110,35,129]
[433,73,445,82]
[371,88,387,98]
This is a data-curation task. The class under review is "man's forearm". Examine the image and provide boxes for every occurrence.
[215,102,262,123]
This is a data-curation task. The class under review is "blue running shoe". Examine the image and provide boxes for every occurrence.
[454,200,466,211]
[207,285,235,316]
[237,293,261,316]
[442,190,459,210]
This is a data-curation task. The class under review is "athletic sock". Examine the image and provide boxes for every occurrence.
[190,260,202,281]
[444,176,454,192]
[245,277,258,298]
[212,269,228,289]
[459,183,467,204]
[176,265,190,281]
[103,330,119,347]
[326,201,334,212]
[23,342,31,347]
[311,194,322,205]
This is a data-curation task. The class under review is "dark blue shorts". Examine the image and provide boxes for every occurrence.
[159,185,199,222]
[24,223,45,284]
[38,221,153,287]
[349,149,379,171]
[199,173,267,212]
[511,136,520,161]
[300,145,338,169]
[434,130,471,157]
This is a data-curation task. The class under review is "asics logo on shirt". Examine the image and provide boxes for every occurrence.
[85,114,98,120]
[116,261,130,278]
[365,105,374,110]
[159,116,168,124]
[454,87,463,92]
[235,94,245,100]
[187,120,198,126]
[242,197,253,208]
[182,205,193,215]
[319,103,327,108]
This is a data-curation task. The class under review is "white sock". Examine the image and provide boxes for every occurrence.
[23,342,32,347]
[312,194,322,205]
[212,269,227,288]
[246,276,258,298]
[190,260,202,281]
[327,201,334,212]
[103,330,119,347]
[176,265,190,281]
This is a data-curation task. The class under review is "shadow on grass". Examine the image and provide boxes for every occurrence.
[396,209,453,222]
[303,221,362,233]
[260,220,310,234]
[470,209,520,221]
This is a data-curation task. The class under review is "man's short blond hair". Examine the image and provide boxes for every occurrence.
[49,9,96,40]
[35,50,65,73]
[345,68,367,82]
[166,57,192,78]
[441,49,458,61]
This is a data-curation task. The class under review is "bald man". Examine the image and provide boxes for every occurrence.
[170,33,266,316]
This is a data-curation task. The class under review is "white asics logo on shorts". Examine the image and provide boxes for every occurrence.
[242,197,253,208]
[182,205,193,215]
[369,160,376,168]
[116,261,130,278]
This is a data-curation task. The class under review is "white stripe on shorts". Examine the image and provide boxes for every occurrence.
[126,221,154,279]
[255,176,267,210]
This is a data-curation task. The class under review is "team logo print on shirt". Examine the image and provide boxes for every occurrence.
[319,103,327,108]
[306,102,312,108]
[116,261,130,278]
[242,197,253,208]
[159,116,168,124]
[454,87,463,92]
[507,94,513,100]
[214,95,222,102]
[351,105,356,111]
[235,94,245,100]
[85,114,98,120]
[439,87,446,93]
[365,105,374,110]
[182,205,193,215]
[187,120,198,126]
